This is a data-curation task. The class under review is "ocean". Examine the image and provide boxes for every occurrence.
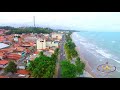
[72,31,120,78]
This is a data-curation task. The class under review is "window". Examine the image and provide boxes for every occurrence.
[40,41,44,42]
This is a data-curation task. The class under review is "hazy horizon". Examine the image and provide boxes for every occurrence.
[1,12,120,31]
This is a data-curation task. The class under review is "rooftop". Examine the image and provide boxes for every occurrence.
[0,76,9,78]
[0,43,9,49]
[16,70,30,75]
[0,60,9,65]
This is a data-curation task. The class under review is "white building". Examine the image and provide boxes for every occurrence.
[37,38,46,50]
[37,38,59,50]
[46,41,59,48]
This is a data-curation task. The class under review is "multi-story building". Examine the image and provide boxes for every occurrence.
[37,38,59,50]
[36,38,46,50]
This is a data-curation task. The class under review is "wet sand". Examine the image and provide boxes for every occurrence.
[71,34,97,78]
[75,47,97,78]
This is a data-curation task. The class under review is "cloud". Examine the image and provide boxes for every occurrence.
[0,12,120,31]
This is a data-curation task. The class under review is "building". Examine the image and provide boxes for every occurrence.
[0,60,9,68]
[16,70,30,78]
[51,33,63,40]
[37,38,46,50]
[0,36,6,42]
[37,37,59,50]
[0,52,5,60]
[46,40,59,48]
[0,76,9,78]
[17,65,26,70]
[7,53,21,61]
[0,43,9,49]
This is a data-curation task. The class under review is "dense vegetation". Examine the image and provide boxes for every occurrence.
[75,57,85,76]
[61,32,85,78]
[61,60,76,78]
[0,26,15,30]
[64,33,78,60]
[0,26,53,34]
[4,61,17,73]
[60,57,85,78]
[27,48,59,78]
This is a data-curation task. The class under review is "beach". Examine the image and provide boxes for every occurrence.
[75,47,97,78]
[71,33,97,78]
[71,32,120,78]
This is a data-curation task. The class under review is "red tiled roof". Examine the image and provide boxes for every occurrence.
[0,48,15,53]
[26,49,30,53]
[16,70,29,75]
[34,51,39,54]
[29,42,34,46]
[15,47,25,52]
[0,52,4,57]
[0,76,9,78]
[7,53,21,60]
[0,60,9,65]
[0,36,5,42]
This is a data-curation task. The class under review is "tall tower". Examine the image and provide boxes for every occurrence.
[33,16,35,27]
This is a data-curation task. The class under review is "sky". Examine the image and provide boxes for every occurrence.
[0,12,120,31]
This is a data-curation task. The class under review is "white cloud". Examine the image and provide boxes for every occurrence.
[0,12,120,31]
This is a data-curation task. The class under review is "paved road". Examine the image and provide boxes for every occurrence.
[57,34,66,78]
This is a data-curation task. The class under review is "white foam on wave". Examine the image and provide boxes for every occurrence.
[113,59,120,64]
[96,49,112,59]
[116,69,120,72]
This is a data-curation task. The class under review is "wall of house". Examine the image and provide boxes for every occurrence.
[36,39,46,50]
[0,64,8,68]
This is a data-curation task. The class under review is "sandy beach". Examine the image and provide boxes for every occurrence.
[71,34,97,78]
[75,47,97,78]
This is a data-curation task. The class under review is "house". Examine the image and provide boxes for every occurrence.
[0,76,9,78]
[0,36,6,42]
[0,47,15,53]
[16,70,30,78]
[51,32,63,40]
[0,52,5,60]
[43,34,50,38]
[7,53,21,60]
[17,65,26,70]
[15,47,25,52]
[0,60,9,68]
[24,36,37,43]
[0,43,9,49]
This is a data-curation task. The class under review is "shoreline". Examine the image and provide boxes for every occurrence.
[75,47,97,78]
[71,33,97,78]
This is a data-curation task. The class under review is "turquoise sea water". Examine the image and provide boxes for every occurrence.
[72,32,120,78]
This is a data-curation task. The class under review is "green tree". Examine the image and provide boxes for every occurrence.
[39,51,44,56]
[27,53,57,78]
[4,61,17,73]
[54,48,59,56]
[61,60,76,78]
[75,57,85,76]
